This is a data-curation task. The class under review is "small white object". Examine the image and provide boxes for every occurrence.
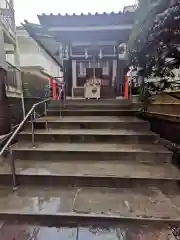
[84,78,101,99]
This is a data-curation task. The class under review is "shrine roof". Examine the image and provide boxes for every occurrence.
[54,29,130,43]
[38,11,135,27]
[20,22,63,69]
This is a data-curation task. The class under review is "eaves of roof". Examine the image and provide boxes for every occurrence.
[21,22,63,71]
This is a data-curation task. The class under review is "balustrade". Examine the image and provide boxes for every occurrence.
[6,61,20,89]
[0,0,15,39]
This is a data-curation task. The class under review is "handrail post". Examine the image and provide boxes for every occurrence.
[44,102,48,130]
[33,110,36,120]
[9,146,17,190]
[44,102,47,116]
[63,83,66,106]
[31,112,35,147]
[60,102,62,119]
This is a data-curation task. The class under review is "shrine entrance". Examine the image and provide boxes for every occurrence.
[71,55,117,99]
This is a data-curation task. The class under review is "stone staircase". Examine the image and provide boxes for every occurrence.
[0,99,180,226]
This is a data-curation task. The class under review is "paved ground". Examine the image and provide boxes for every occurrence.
[0,222,178,239]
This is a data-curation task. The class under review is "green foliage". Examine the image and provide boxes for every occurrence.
[128,0,168,52]
[128,0,180,78]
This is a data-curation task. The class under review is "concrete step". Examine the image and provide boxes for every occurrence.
[0,185,180,224]
[12,142,172,163]
[33,116,150,130]
[1,159,180,187]
[19,129,156,144]
[47,109,137,117]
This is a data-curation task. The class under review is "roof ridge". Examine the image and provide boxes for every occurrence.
[38,11,133,17]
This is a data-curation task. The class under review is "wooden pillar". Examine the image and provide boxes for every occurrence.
[52,79,57,100]
[0,68,10,135]
[124,74,129,99]
[116,59,121,96]
[72,60,77,87]
[116,46,121,96]
[118,60,128,96]
[112,60,117,86]
[63,59,72,97]
[72,60,76,98]
[120,61,124,96]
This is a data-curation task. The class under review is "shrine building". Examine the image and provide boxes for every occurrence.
[24,7,135,98]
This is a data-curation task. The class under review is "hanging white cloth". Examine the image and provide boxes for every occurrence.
[102,60,109,75]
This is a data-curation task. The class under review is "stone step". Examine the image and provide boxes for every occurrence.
[49,99,131,106]
[1,159,180,187]
[48,103,133,110]
[12,142,172,163]
[48,99,139,111]
[0,223,176,240]
[0,185,180,224]
[47,109,137,117]
[19,129,156,144]
[33,116,150,130]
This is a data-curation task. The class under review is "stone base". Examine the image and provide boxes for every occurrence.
[72,87,84,98]
[72,86,116,99]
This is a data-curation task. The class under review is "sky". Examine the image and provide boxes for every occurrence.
[14,0,136,26]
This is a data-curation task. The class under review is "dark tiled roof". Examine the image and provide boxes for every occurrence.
[21,22,63,69]
[38,11,135,27]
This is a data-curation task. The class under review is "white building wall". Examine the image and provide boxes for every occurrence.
[0,0,22,97]
[16,29,62,78]
[5,43,15,65]
[0,28,7,70]
[0,0,13,8]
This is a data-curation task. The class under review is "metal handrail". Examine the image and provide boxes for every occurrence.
[0,98,50,189]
